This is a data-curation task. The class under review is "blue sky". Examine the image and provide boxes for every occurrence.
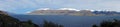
[0,0,120,14]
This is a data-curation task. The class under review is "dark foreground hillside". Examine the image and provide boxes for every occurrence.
[0,13,39,27]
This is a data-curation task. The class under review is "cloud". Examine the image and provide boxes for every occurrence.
[0,0,40,13]
[0,0,120,14]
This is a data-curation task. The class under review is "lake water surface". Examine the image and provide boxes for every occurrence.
[11,15,120,27]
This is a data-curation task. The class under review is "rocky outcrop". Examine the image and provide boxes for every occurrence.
[0,10,8,15]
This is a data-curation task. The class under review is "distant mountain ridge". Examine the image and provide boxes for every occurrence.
[27,8,120,16]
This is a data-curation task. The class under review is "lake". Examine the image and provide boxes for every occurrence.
[10,15,120,27]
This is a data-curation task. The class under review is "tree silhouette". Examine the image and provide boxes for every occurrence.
[43,20,64,27]
[92,24,98,27]
[27,20,33,24]
[92,19,120,27]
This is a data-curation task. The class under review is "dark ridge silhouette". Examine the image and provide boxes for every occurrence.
[0,13,39,27]
[92,19,120,27]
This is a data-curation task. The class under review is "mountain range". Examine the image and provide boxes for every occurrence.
[27,8,120,16]
[0,8,120,16]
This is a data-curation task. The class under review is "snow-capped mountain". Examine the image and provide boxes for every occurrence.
[27,8,120,16]
[27,8,88,15]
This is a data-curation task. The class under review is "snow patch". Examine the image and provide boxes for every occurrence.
[59,8,80,11]
[26,11,31,13]
[85,9,95,12]
[36,8,50,10]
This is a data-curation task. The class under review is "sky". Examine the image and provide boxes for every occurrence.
[0,0,120,14]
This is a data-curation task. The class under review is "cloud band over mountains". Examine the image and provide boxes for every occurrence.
[0,0,120,14]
